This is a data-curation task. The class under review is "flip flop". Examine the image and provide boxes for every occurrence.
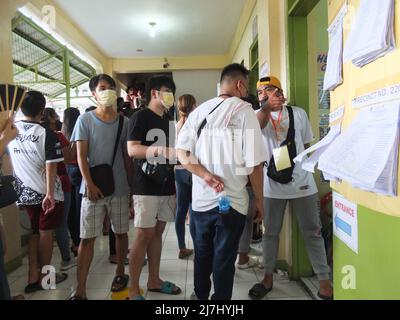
[109,257,129,265]
[318,291,333,301]
[69,294,88,300]
[178,249,194,259]
[148,281,182,295]
[24,281,42,294]
[56,273,68,284]
[111,274,129,293]
[248,283,273,300]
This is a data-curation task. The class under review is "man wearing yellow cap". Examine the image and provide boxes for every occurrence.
[248,76,333,301]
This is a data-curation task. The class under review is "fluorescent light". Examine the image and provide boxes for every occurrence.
[149,22,156,38]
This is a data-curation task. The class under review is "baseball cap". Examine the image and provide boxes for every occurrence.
[257,76,282,90]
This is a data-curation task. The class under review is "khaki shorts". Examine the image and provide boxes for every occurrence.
[80,195,129,239]
[133,195,176,228]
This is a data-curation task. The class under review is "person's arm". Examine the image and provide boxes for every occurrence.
[0,118,18,156]
[177,149,224,193]
[76,140,103,201]
[257,106,271,130]
[248,164,264,223]
[123,144,133,188]
[257,89,287,129]
[127,141,176,161]
[42,162,57,215]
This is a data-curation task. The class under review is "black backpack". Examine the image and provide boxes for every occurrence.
[266,106,297,184]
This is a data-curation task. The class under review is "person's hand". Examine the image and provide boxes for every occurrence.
[159,146,177,162]
[1,118,18,143]
[252,198,264,223]
[264,89,286,110]
[42,194,55,215]
[203,172,224,193]
[86,183,104,202]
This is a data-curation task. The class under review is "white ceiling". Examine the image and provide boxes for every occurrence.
[54,0,247,58]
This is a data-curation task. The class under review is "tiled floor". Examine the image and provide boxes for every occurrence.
[7,221,311,300]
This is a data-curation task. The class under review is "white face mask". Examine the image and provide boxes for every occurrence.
[159,91,175,109]
[96,89,117,108]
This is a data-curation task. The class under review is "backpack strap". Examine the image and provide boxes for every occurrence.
[197,100,225,138]
[111,116,124,167]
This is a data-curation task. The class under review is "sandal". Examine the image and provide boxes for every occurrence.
[148,281,182,295]
[318,291,333,301]
[109,257,129,265]
[24,281,42,294]
[111,274,129,293]
[12,294,25,300]
[69,294,88,300]
[178,249,194,259]
[56,273,68,284]
[248,283,273,300]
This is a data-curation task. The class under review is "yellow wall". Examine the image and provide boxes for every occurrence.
[307,1,331,197]
[328,0,400,218]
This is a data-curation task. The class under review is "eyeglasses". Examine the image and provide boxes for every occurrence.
[257,87,283,97]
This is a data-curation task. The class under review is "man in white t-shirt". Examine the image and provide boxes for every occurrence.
[177,63,267,300]
[248,76,333,300]
[8,91,66,294]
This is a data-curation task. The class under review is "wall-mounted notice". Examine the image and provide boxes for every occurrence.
[333,192,358,254]
[352,83,400,109]
[329,105,345,123]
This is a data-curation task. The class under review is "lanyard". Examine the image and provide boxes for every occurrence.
[270,110,283,141]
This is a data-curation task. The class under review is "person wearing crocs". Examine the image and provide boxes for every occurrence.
[177,63,267,300]
[7,91,67,294]
[127,76,180,300]
[248,76,333,300]
[70,74,132,300]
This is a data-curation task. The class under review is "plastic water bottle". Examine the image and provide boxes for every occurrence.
[218,192,231,214]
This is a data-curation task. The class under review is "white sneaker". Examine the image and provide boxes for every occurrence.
[236,256,259,270]
[60,258,77,271]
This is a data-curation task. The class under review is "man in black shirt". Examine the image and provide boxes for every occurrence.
[127,76,179,300]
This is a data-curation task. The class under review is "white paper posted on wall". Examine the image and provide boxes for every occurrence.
[318,101,399,196]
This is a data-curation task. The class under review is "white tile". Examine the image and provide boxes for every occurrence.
[269,296,312,300]
[86,274,116,289]
[234,269,258,283]
[158,259,189,273]
[232,282,261,301]
[85,289,111,300]
[146,291,186,301]
[267,282,309,299]
[29,289,71,300]
[161,249,181,260]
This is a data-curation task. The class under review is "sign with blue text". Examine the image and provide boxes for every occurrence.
[333,192,358,254]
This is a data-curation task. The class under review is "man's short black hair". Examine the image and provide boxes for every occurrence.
[20,91,46,117]
[89,74,116,92]
[220,63,249,83]
[146,75,176,103]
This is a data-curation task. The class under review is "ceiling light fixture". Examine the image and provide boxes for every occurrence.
[149,22,156,38]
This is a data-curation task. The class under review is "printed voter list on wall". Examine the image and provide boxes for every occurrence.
[333,192,358,254]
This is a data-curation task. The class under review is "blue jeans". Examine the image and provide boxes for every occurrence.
[190,207,246,300]
[55,192,71,262]
[175,169,192,250]
[0,239,11,300]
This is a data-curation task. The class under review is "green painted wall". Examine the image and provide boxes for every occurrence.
[334,204,400,300]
